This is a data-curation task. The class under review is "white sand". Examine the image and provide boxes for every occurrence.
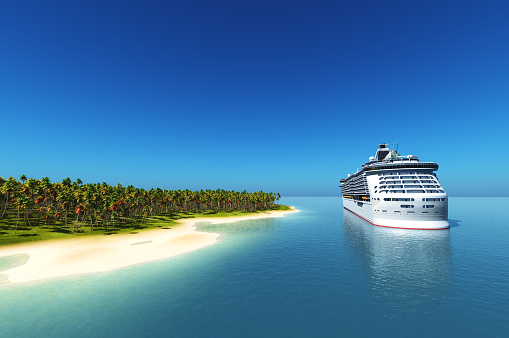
[0,207,299,284]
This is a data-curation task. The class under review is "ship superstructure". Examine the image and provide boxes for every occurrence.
[340,144,449,230]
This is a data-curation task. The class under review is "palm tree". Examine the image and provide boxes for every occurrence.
[1,177,18,219]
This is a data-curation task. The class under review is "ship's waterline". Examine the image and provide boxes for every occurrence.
[340,144,449,229]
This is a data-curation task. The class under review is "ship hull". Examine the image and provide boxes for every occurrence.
[342,197,450,230]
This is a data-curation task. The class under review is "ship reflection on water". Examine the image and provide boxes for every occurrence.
[343,210,452,314]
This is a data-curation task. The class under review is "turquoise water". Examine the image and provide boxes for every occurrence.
[1,197,508,337]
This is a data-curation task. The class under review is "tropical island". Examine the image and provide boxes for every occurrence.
[0,175,298,284]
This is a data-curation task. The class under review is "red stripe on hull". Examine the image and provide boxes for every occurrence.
[343,207,450,230]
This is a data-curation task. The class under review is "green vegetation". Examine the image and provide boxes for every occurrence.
[0,175,286,246]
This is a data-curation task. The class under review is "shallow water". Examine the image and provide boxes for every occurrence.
[0,197,508,337]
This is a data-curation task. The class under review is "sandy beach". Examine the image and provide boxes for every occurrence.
[0,207,299,284]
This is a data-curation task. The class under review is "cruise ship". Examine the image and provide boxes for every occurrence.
[340,144,449,230]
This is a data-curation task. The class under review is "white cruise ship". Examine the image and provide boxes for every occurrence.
[340,144,449,230]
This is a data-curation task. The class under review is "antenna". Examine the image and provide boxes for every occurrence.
[389,141,399,160]
[390,141,398,152]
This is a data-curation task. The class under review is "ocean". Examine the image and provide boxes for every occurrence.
[1,197,508,337]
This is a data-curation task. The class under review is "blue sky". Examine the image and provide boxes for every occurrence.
[1,0,508,196]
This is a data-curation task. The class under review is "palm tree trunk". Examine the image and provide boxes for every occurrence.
[24,210,37,233]
[15,209,20,234]
[0,194,9,218]
[73,213,79,234]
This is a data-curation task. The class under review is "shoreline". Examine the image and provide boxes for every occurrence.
[0,207,299,284]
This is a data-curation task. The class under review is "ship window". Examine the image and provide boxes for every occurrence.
[423,198,443,202]
[407,190,425,193]
[400,205,414,208]
[384,198,391,201]
[422,212,429,214]
[424,205,435,208]
[407,211,415,214]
